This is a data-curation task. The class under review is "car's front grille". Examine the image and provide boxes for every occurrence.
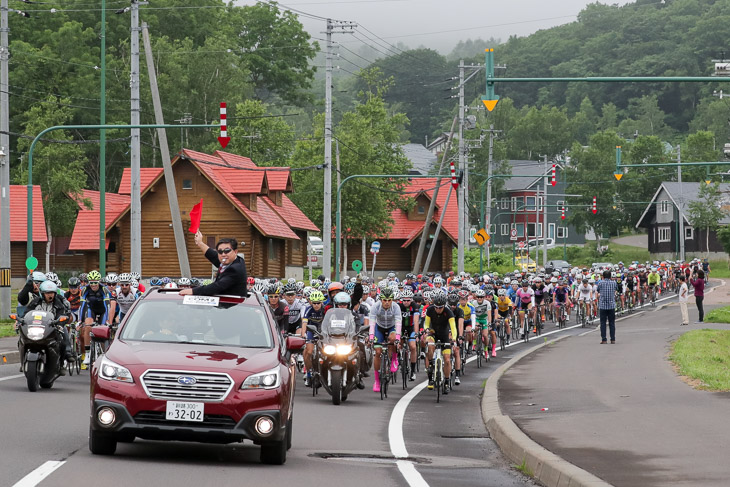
[141,370,233,402]
[134,411,237,429]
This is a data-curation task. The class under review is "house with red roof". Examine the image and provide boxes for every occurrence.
[68,149,318,278]
[0,185,48,278]
[341,178,457,274]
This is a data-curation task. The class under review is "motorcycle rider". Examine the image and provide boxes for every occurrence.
[17,271,48,316]
[24,281,75,370]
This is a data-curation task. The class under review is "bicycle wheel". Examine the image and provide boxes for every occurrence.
[535,313,541,336]
[401,346,408,390]
[434,357,442,403]
[68,331,77,376]
[499,324,506,351]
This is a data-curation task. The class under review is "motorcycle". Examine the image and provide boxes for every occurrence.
[11,310,69,392]
[309,308,369,405]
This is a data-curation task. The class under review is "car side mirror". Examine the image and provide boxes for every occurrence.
[90,325,111,341]
[285,335,305,352]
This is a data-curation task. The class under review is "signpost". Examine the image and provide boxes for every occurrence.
[473,228,489,246]
[370,241,380,277]
[25,256,38,272]
[510,228,517,241]
[351,260,363,273]
[469,227,477,244]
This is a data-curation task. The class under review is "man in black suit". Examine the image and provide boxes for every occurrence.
[179,231,248,297]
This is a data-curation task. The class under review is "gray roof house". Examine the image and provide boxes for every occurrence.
[402,143,439,175]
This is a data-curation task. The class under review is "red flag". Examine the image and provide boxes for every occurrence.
[188,199,203,233]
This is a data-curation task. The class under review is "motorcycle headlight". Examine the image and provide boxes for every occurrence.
[336,344,353,355]
[241,367,280,390]
[323,345,337,355]
[98,357,134,383]
[27,325,45,341]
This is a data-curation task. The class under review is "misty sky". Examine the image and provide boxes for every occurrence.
[237,0,635,53]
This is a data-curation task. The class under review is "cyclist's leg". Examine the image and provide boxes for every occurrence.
[388,330,398,373]
[408,332,417,375]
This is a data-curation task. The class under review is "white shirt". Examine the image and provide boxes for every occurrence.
[678,282,689,303]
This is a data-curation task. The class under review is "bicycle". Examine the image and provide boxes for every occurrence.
[578,300,588,328]
[378,342,391,400]
[557,304,567,329]
[650,285,657,307]
[66,322,81,376]
[399,336,410,390]
[496,317,507,351]
[533,307,542,337]
[429,341,450,403]
[521,310,530,343]
[88,323,116,372]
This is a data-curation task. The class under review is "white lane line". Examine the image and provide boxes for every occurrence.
[396,460,429,487]
[0,374,23,382]
[13,461,66,487]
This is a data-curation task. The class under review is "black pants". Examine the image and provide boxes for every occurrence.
[599,308,616,342]
[695,296,704,322]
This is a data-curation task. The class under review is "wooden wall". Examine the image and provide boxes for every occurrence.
[11,242,46,277]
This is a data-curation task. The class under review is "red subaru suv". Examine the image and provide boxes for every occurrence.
[88,289,304,464]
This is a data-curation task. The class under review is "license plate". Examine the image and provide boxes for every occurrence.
[165,401,204,422]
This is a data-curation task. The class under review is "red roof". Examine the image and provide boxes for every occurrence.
[69,190,130,250]
[117,168,163,194]
[213,150,257,169]
[0,185,47,241]
[263,195,319,232]
[217,168,265,194]
[265,170,291,191]
[383,178,457,246]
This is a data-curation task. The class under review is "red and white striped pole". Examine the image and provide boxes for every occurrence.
[551,164,556,186]
[592,196,597,214]
[218,102,230,148]
[561,206,565,220]
[450,161,458,190]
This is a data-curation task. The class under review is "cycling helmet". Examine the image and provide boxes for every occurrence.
[474,289,486,298]
[485,288,494,297]
[400,287,414,299]
[67,277,81,288]
[149,276,162,286]
[303,287,313,298]
[379,287,395,300]
[202,279,212,286]
[104,273,118,285]
[344,282,356,295]
[362,285,370,294]
[190,278,201,287]
[457,289,469,299]
[503,278,511,285]
[252,282,267,294]
[287,277,296,284]
[283,282,297,294]
[611,272,617,278]
[387,272,396,279]
[87,270,102,282]
[267,283,282,295]
[296,281,305,292]
[163,282,178,289]
[534,277,543,283]
[333,291,350,306]
[423,290,433,301]
[161,277,171,284]
[130,272,141,281]
[588,278,596,284]
[131,279,139,288]
[521,279,529,287]
[431,291,447,306]
[309,290,325,303]
[328,282,344,293]
[451,278,462,287]
[433,276,444,285]
[497,288,506,297]
[447,292,459,306]
[118,273,132,284]
[78,272,88,282]
[178,277,191,286]
[551,277,558,283]
[45,272,58,282]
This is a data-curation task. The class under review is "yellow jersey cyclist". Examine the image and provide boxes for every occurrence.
[423,290,457,393]
[495,289,513,340]
[647,267,661,299]
[457,289,476,354]
[470,289,495,359]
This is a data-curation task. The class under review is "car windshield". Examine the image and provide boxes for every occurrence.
[119,300,273,348]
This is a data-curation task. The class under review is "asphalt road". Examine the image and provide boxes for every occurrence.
[1,288,688,487]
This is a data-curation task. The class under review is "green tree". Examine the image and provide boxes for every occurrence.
[688,182,728,255]
[507,106,573,160]
[12,98,89,265]
[684,131,722,182]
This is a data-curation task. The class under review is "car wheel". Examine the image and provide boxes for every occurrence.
[260,439,287,465]
[89,426,117,455]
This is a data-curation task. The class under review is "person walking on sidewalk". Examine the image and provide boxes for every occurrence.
[678,275,689,326]
[595,269,618,344]
[690,269,705,323]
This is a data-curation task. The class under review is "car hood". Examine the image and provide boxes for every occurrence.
[106,340,278,374]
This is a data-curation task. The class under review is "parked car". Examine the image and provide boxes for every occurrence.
[545,260,571,274]
[308,235,323,254]
[526,237,556,250]
[88,289,304,465]
[515,256,537,273]
[592,262,614,270]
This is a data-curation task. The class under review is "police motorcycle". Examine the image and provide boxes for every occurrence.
[308,308,369,405]
[12,310,70,392]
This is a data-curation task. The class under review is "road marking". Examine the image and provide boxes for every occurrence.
[13,461,66,487]
[0,374,23,382]
[396,460,429,487]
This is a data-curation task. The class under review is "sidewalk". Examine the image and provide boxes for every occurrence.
[495,283,730,486]
[0,335,18,365]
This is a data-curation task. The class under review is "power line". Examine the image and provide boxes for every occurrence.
[0,129,130,144]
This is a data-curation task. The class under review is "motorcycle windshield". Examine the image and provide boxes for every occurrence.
[23,310,54,327]
[321,308,356,338]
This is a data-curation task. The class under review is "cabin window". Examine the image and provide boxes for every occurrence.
[557,227,568,239]
[658,227,671,242]
[418,205,425,214]
[660,200,669,214]
[268,239,278,261]
[685,227,693,240]
[182,179,193,190]
[501,224,509,236]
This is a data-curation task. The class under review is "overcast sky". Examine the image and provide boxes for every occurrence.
[237,0,635,53]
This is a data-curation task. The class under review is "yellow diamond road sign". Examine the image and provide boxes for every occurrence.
[474,228,490,246]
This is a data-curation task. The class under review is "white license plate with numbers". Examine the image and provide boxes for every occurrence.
[165,401,204,422]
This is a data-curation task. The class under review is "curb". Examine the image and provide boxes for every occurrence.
[481,336,613,487]
[1,349,19,365]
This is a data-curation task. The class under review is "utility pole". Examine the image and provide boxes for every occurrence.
[130,0,142,276]
[99,0,107,273]
[677,145,685,261]
[335,138,344,272]
[543,155,549,265]
[322,19,356,279]
[458,60,465,274]
[0,0,10,317]
[142,22,191,277]
[485,125,498,268]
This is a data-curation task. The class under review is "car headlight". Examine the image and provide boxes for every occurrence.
[336,344,353,355]
[98,356,134,383]
[241,367,280,390]
[323,345,337,355]
[27,325,45,341]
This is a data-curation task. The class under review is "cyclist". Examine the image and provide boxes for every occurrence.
[447,291,464,385]
[283,282,305,335]
[423,291,457,393]
[532,277,547,325]
[471,289,495,358]
[368,287,402,393]
[115,273,140,322]
[702,259,710,282]
[301,289,326,387]
[553,279,571,323]
[515,280,535,338]
[457,289,475,352]
[647,267,661,301]
[638,268,649,301]
[398,287,421,381]
[495,288,513,340]
[575,278,594,321]
[78,270,113,369]
[266,283,289,332]
[64,277,83,322]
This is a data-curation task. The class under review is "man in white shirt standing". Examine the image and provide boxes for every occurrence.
[678,274,689,326]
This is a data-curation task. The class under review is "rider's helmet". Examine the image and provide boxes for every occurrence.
[327,282,344,294]
[344,282,356,295]
[87,270,102,282]
[118,273,132,284]
[149,276,162,286]
[105,273,118,285]
[309,289,325,303]
[45,272,58,282]
[399,287,414,299]
[474,289,486,298]
[446,292,459,306]
[521,279,529,287]
[333,292,350,306]
[379,287,396,300]
[433,276,444,285]
[163,282,178,289]
[39,280,58,294]
[67,277,81,289]
[588,278,596,284]
[177,277,191,286]
[283,282,298,295]
[457,289,469,299]
[431,290,447,306]
[130,272,141,281]
[252,282,267,294]
[362,285,370,294]
[267,282,282,296]
[497,288,507,297]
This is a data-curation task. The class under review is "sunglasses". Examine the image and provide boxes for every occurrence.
[217,248,233,255]
[380,298,392,302]
[121,283,131,287]
[89,281,100,285]
[434,305,445,309]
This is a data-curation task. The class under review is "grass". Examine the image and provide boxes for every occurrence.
[515,458,534,477]
[670,329,730,391]
[0,323,15,338]
[704,306,730,324]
